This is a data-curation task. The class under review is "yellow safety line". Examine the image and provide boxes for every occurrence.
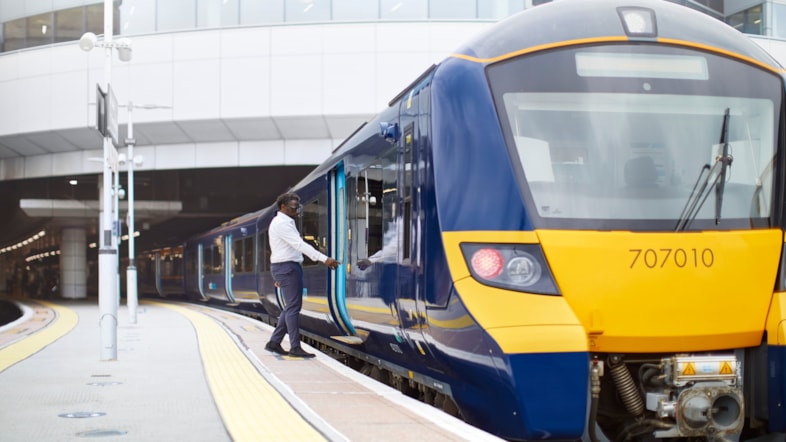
[154,301,325,442]
[0,301,78,373]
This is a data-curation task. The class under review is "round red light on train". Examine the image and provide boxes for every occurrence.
[470,248,504,279]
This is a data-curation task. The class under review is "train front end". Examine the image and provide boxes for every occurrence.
[430,0,786,440]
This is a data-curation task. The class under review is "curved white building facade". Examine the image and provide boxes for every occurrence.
[0,20,491,180]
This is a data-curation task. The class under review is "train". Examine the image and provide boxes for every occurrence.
[137,0,786,440]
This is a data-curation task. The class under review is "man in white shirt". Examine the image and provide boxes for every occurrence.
[265,192,339,358]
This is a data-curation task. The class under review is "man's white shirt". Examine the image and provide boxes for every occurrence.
[268,211,328,264]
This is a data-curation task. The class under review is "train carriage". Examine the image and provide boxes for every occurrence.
[142,0,786,440]
[137,246,185,297]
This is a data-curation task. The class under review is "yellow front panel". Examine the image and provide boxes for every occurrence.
[537,229,781,352]
[442,229,781,354]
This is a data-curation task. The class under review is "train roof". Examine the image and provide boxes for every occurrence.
[452,0,781,69]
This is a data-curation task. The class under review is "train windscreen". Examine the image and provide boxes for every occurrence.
[488,44,782,230]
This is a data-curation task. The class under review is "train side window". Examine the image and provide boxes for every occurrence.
[185,247,197,280]
[207,238,223,274]
[233,237,242,272]
[232,236,255,273]
[140,254,153,282]
[362,165,384,259]
[258,231,271,272]
[166,246,183,276]
[161,251,172,275]
[402,125,414,261]
[171,254,182,276]
[381,146,399,260]
[347,163,383,297]
[301,192,328,267]
[211,244,219,273]
[243,236,254,272]
[203,245,213,275]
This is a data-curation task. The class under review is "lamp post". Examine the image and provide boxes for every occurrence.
[121,102,167,324]
[125,103,139,324]
[114,153,122,310]
[79,0,132,361]
[126,104,137,324]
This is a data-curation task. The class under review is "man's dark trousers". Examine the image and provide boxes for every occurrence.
[270,261,304,349]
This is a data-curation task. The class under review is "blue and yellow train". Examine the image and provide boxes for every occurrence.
[139,0,786,440]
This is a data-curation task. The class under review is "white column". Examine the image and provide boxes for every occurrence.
[98,0,118,361]
[60,227,87,299]
[127,104,138,324]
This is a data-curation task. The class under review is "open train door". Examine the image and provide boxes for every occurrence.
[327,161,365,344]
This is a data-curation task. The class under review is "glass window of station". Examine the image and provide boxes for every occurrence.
[2,0,786,54]
[0,0,531,53]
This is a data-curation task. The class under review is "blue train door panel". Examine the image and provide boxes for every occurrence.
[201,236,230,302]
[223,234,238,305]
[328,162,360,342]
[229,231,259,302]
[195,243,208,300]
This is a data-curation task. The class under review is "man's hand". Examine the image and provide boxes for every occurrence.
[325,258,340,270]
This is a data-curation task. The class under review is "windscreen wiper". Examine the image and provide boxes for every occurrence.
[714,108,732,224]
[675,163,713,231]
[675,108,732,231]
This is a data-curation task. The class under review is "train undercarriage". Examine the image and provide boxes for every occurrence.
[590,347,773,442]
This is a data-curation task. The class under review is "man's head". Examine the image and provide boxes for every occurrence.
[276,192,302,219]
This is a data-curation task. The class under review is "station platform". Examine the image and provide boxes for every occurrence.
[0,297,505,442]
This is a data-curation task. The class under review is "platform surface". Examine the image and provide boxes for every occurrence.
[0,297,505,441]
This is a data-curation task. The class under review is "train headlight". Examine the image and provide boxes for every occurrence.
[461,243,560,295]
[507,254,542,286]
[618,7,657,38]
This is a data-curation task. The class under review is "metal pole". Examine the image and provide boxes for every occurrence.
[98,0,118,361]
[114,147,121,304]
[127,103,138,324]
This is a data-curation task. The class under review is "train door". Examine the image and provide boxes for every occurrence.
[201,237,230,302]
[197,243,208,300]
[153,251,163,297]
[328,161,361,343]
[224,234,238,305]
[230,231,258,302]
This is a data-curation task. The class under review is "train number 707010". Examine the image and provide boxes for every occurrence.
[629,248,715,269]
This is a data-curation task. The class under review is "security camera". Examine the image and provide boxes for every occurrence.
[116,38,133,62]
[79,32,97,52]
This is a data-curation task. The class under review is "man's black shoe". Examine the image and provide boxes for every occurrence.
[288,346,315,358]
[265,341,288,355]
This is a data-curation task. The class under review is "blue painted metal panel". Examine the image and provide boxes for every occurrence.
[770,345,786,431]
[507,352,588,439]
[333,162,356,335]
[430,58,532,232]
